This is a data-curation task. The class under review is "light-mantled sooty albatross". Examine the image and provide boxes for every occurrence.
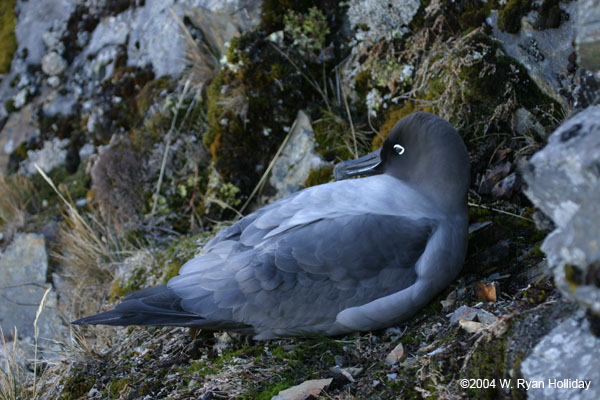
[73,112,470,340]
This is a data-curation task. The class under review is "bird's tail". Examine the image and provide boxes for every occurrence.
[71,285,246,330]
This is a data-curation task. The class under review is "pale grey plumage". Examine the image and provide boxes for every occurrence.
[73,112,470,339]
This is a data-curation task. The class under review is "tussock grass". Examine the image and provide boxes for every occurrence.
[0,328,27,400]
[0,175,35,242]
[34,166,133,320]
[171,8,220,92]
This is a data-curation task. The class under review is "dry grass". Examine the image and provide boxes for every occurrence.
[171,8,220,93]
[34,166,133,321]
[0,328,28,400]
[0,175,35,243]
[217,83,249,124]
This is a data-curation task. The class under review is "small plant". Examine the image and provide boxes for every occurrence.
[284,7,330,57]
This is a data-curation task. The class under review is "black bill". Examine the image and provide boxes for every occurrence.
[333,148,383,180]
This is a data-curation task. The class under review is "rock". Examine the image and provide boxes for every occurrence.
[459,320,483,334]
[521,315,600,399]
[85,15,130,57]
[479,161,511,195]
[0,104,40,174]
[200,0,261,15]
[78,143,95,163]
[127,0,216,77]
[450,305,498,326]
[385,343,405,365]
[347,0,420,42]
[0,234,64,352]
[329,366,362,382]
[77,0,260,81]
[491,172,521,200]
[42,91,76,117]
[523,105,600,319]
[19,137,69,175]
[513,107,546,139]
[489,2,576,108]
[41,51,67,76]
[42,29,63,52]
[47,76,61,88]
[12,88,29,109]
[258,110,325,205]
[271,378,333,400]
[576,0,600,72]
[14,0,76,65]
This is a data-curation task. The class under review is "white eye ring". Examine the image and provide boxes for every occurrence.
[394,144,405,155]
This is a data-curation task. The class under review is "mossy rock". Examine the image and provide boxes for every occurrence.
[158,232,210,283]
[373,102,421,150]
[498,0,531,33]
[108,377,131,399]
[260,0,342,34]
[312,111,358,162]
[110,267,148,298]
[204,31,316,195]
[60,370,96,400]
[0,0,17,74]
[458,0,499,31]
[303,165,333,188]
[461,330,512,399]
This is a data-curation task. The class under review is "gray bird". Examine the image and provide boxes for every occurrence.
[73,112,470,339]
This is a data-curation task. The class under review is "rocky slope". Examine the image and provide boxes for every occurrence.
[0,0,599,399]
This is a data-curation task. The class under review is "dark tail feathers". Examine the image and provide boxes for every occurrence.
[71,285,247,330]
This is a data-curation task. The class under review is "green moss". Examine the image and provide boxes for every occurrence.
[498,0,531,33]
[253,380,295,400]
[108,377,131,399]
[564,264,583,291]
[522,285,549,304]
[355,70,372,99]
[60,370,96,400]
[135,78,172,118]
[110,267,148,298]
[158,233,208,283]
[461,326,512,399]
[260,0,323,33]
[284,6,330,54]
[450,32,561,140]
[185,360,220,378]
[0,0,17,74]
[524,242,544,259]
[539,0,563,29]
[28,162,91,210]
[4,98,15,113]
[205,31,321,195]
[303,165,333,188]
[458,0,498,30]
[312,111,356,161]
[373,102,419,150]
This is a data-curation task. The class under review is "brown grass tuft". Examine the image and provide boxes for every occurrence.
[0,175,35,244]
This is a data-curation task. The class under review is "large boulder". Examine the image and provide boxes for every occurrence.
[523,105,600,323]
[521,314,600,399]
[257,110,325,206]
[0,234,64,355]
[577,0,600,73]
[490,2,579,109]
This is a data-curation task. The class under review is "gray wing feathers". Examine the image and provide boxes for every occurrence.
[168,209,435,334]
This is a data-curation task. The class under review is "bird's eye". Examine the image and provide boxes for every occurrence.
[394,144,405,155]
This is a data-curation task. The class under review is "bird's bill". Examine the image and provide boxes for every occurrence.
[333,148,382,180]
